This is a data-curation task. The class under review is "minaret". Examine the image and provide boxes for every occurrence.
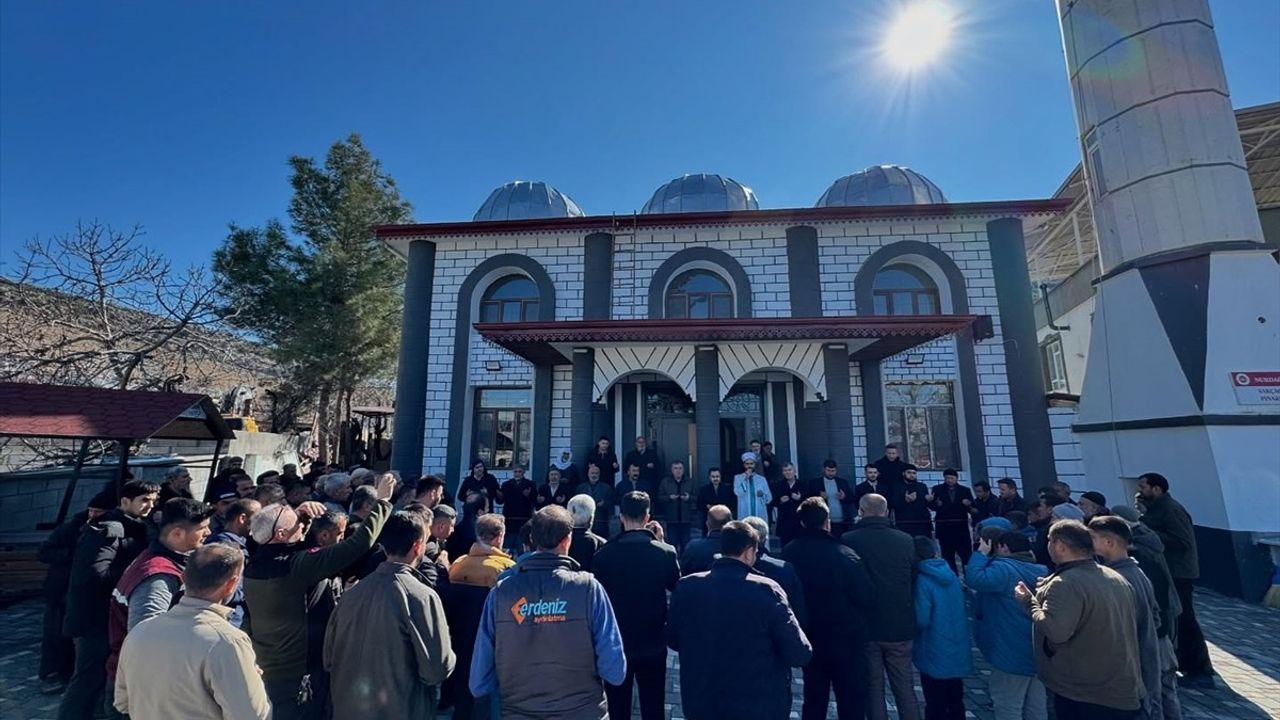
[1056,0,1280,598]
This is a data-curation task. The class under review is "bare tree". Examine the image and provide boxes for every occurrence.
[0,221,234,391]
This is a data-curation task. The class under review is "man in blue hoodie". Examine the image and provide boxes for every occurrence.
[913,536,972,720]
[965,531,1050,720]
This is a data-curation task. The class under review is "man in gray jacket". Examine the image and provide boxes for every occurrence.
[1091,516,1163,720]
[325,511,455,718]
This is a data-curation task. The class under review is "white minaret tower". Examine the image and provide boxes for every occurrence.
[1056,0,1280,598]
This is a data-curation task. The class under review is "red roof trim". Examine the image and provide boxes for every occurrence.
[376,199,1071,239]
[0,383,233,441]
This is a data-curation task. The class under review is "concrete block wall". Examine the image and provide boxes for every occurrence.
[550,366,573,457]
[1048,406,1085,488]
[817,219,1018,482]
[610,228,792,319]
[412,215,1022,482]
[422,235,584,474]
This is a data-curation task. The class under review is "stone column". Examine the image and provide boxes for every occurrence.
[391,240,436,478]
[570,348,596,468]
[822,344,856,472]
[988,218,1056,484]
[693,346,721,481]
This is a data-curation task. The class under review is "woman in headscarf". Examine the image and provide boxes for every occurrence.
[550,447,581,493]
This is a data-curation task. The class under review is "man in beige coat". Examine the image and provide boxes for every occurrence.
[1016,519,1143,720]
[324,510,456,718]
[114,543,269,720]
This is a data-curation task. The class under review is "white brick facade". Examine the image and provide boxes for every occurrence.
[406,213,1025,483]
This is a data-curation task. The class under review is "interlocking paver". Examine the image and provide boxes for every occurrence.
[2,589,1275,719]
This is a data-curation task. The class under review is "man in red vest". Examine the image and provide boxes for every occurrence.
[106,498,213,710]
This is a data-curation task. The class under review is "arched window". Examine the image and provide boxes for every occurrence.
[480,275,540,322]
[665,270,733,319]
[872,265,940,315]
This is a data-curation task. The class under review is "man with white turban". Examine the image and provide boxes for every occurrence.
[734,452,772,522]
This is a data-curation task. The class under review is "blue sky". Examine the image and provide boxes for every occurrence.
[2,1,1277,270]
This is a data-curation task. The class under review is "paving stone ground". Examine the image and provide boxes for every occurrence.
[2,588,1276,720]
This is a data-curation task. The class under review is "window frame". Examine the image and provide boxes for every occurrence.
[884,381,961,470]
[871,265,942,316]
[1040,334,1070,393]
[664,269,734,319]
[471,386,532,470]
[479,275,541,324]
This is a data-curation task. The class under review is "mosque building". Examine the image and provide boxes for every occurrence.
[379,167,1067,496]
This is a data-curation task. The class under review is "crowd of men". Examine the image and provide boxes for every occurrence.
[34,439,1217,720]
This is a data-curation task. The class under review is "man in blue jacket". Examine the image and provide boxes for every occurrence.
[965,531,1049,720]
[470,505,626,720]
[667,521,812,720]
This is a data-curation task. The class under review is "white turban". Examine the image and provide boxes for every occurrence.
[741,452,758,463]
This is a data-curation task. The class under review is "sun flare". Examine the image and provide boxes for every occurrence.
[881,1,953,72]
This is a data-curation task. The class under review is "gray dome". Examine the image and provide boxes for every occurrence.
[816,165,946,207]
[474,181,585,221]
[641,174,759,214]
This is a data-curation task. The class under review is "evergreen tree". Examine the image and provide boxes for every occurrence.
[213,134,412,460]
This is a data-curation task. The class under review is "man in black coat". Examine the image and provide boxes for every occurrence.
[567,494,607,573]
[667,521,812,720]
[841,493,922,720]
[871,444,910,503]
[894,465,934,538]
[928,468,974,574]
[593,492,680,720]
[770,463,810,547]
[695,467,736,531]
[852,464,891,512]
[967,480,1000,529]
[995,477,1030,516]
[496,465,536,551]
[621,435,662,494]
[680,504,732,576]
[37,493,113,694]
[58,480,159,720]
[742,516,806,619]
[783,497,874,720]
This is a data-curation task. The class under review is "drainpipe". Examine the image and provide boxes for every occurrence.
[1040,283,1070,331]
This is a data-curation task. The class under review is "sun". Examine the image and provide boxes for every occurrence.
[881,1,954,72]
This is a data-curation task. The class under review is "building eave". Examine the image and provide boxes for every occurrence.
[376,198,1071,247]
[475,315,992,365]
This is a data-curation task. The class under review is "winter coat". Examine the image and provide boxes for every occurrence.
[324,563,455,719]
[593,528,681,659]
[667,558,812,720]
[568,527,607,573]
[753,551,808,626]
[1128,523,1181,637]
[769,478,811,539]
[64,509,151,638]
[779,528,872,649]
[1139,493,1199,579]
[894,481,934,537]
[39,511,88,602]
[1029,559,1143,711]
[929,483,974,536]
[965,550,1047,676]
[679,531,721,576]
[695,481,736,527]
[840,517,918,642]
[656,475,697,524]
[622,448,663,489]
[913,558,973,679]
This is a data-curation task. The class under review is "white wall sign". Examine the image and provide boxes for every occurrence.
[1230,372,1280,405]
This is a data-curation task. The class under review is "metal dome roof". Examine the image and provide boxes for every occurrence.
[641,173,760,214]
[473,181,585,221]
[816,165,947,207]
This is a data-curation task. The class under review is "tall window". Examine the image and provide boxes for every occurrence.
[872,265,940,315]
[1041,335,1069,393]
[665,270,733,319]
[480,275,540,323]
[473,388,531,469]
[885,381,959,470]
